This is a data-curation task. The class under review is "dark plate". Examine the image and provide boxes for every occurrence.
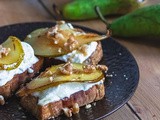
[0,22,139,120]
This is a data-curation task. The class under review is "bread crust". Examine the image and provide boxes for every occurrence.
[20,83,105,120]
[0,57,44,99]
[84,41,103,65]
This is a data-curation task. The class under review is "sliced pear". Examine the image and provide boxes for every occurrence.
[29,63,104,89]
[24,28,69,57]
[26,34,68,57]
[26,28,48,38]
[74,33,106,45]
[17,63,105,96]
[27,65,103,89]
[24,25,107,57]
[0,36,24,70]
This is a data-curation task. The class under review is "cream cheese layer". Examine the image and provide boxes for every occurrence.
[33,80,104,106]
[55,42,97,63]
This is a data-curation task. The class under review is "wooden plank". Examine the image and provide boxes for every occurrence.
[103,105,139,120]
[69,0,160,119]
[0,0,52,26]
[73,0,160,119]
[116,0,160,116]
[118,40,160,120]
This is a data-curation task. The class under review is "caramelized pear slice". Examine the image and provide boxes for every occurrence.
[24,27,107,57]
[27,66,103,89]
[74,33,106,45]
[24,28,68,57]
[17,63,105,96]
[0,36,24,70]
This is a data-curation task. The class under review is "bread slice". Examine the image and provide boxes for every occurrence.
[44,41,103,68]
[20,83,105,120]
[0,57,43,105]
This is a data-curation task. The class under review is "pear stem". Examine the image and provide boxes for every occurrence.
[95,6,111,36]
[95,6,110,28]
[37,0,56,20]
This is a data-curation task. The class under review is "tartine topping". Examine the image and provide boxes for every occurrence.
[47,26,58,36]
[47,25,63,45]
[55,33,64,40]
[63,108,72,117]
[49,76,54,82]
[0,95,5,105]
[96,65,108,71]
[58,62,73,75]
[45,70,53,76]
[57,62,108,75]
[57,47,62,53]
[83,64,108,73]
[0,45,11,58]
[83,64,96,73]
[72,103,80,114]
[62,103,80,117]
[78,44,87,56]
[47,25,79,52]
[24,21,107,57]
[17,63,106,97]
[56,20,65,25]
[85,104,92,109]
[64,35,79,51]
[47,21,93,54]
[0,36,25,70]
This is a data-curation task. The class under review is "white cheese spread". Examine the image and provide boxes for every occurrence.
[0,95,4,101]
[0,42,39,86]
[55,42,97,63]
[33,80,104,106]
[0,95,5,105]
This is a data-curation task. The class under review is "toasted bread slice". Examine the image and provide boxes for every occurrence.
[20,83,105,120]
[84,41,103,64]
[0,57,43,105]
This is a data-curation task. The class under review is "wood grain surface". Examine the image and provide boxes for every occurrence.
[0,0,159,120]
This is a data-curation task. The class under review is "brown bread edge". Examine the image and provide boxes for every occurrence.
[20,83,105,120]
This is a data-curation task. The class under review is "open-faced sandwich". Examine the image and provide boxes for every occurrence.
[24,21,108,65]
[0,36,43,105]
[0,20,109,119]
[17,62,108,120]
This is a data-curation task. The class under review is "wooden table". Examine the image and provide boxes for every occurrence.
[0,0,159,120]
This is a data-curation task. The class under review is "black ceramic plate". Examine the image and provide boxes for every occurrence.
[0,22,139,120]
